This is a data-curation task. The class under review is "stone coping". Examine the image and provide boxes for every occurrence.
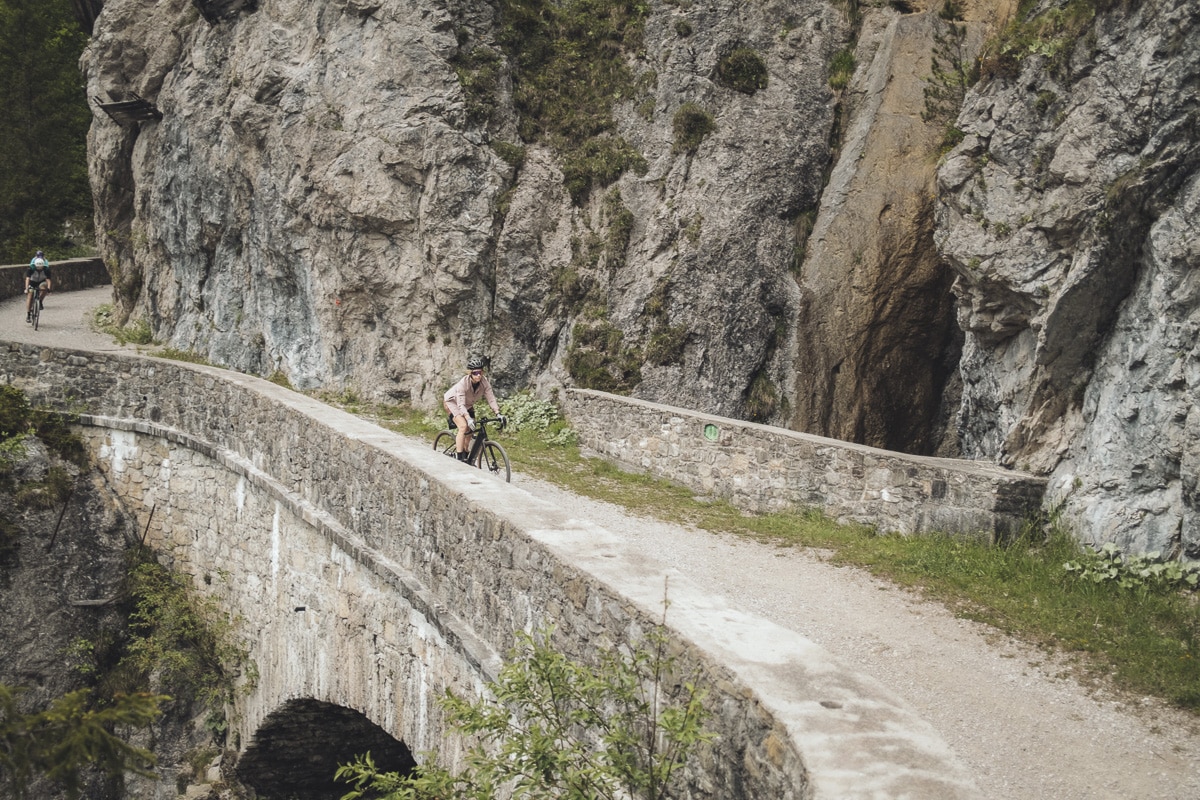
[563,388,1046,540]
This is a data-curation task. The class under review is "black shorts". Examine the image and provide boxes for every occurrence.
[447,410,475,430]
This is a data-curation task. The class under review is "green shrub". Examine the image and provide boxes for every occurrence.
[744,372,779,422]
[266,370,293,389]
[497,0,649,199]
[33,411,88,467]
[492,140,527,170]
[715,47,768,94]
[337,624,713,800]
[89,304,153,345]
[121,555,254,712]
[450,45,506,126]
[0,386,31,441]
[671,102,715,155]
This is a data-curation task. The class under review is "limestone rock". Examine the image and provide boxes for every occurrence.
[936,0,1200,556]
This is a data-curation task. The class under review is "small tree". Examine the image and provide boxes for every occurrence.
[336,623,714,800]
[0,685,164,800]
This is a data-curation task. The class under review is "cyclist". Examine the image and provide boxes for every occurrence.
[25,251,52,323]
[443,356,504,462]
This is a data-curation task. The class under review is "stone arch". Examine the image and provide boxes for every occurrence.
[234,698,416,800]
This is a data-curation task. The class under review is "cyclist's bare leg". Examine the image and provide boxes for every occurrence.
[446,407,474,457]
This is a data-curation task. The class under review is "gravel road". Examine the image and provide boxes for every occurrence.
[4,287,1198,799]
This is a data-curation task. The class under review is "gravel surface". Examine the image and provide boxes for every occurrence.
[5,287,1199,799]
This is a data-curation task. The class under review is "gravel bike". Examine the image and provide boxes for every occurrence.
[27,284,46,331]
[434,416,511,482]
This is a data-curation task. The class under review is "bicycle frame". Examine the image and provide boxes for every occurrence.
[434,416,511,482]
[28,284,44,329]
[465,418,495,462]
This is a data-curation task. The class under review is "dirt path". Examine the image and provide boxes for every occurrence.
[4,287,1198,799]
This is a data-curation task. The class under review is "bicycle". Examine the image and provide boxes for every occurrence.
[434,416,511,482]
[27,284,46,331]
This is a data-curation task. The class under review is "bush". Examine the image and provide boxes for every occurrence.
[0,386,31,441]
[671,103,715,155]
[498,392,562,433]
[715,47,768,94]
[336,624,713,800]
[1064,543,1200,593]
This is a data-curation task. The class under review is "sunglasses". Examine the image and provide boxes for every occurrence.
[470,370,483,376]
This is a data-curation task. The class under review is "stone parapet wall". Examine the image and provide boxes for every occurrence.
[0,257,110,299]
[2,341,980,798]
[562,389,1046,540]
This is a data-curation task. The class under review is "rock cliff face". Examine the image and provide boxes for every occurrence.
[85,0,845,419]
[936,0,1199,556]
[83,0,1199,556]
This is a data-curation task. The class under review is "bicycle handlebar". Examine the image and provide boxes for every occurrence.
[473,416,507,431]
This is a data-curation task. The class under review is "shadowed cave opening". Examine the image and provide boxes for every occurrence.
[235,698,417,800]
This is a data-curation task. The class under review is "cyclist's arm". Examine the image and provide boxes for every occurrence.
[444,378,470,419]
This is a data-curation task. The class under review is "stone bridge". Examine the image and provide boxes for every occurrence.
[2,335,983,799]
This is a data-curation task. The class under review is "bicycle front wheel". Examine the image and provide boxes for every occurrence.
[433,430,457,457]
[477,440,511,482]
[30,295,40,331]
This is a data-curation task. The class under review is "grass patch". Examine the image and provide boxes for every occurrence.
[89,304,154,345]
[153,348,212,366]
[313,393,1200,711]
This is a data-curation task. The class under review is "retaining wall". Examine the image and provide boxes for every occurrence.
[562,388,1046,540]
[2,342,982,799]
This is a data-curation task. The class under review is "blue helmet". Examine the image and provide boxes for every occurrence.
[35,251,43,258]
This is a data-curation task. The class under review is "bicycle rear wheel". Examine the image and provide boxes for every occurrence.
[478,440,511,482]
[433,430,457,457]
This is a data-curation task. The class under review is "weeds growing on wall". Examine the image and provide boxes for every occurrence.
[119,553,255,718]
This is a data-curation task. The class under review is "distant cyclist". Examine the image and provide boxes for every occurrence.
[443,356,504,462]
[25,251,52,323]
